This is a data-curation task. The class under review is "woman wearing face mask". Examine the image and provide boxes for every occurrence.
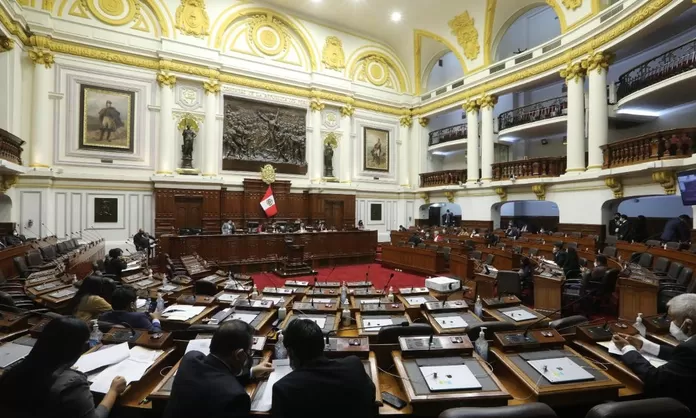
[612,294,696,414]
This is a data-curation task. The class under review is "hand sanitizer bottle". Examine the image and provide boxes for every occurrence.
[278,305,287,320]
[156,293,165,314]
[342,306,351,326]
[252,284,259,297]
[275,331,288,359]
[474,295,483,318]
[340,281,348,305]
[387,286,395,302]
[475,327,488,361]
[634,313,646,337]
[88,319,102,348]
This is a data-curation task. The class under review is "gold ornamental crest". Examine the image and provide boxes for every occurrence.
[261,164,276,184]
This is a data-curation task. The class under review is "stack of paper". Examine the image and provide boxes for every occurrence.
[88,345,164,393]
[597,339,668,368]
[250,359,293,412]
[185,339,212,356]
[161,305,205,321]
[73,342,130,374]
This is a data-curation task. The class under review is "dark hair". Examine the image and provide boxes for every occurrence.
[596,255,608,266]
[521,257,531,267]
[679,214,690,222]
[108,248,123,258]
[614,213,621,217]
[554,242,564,250]
[0,317,89,405]
[0,291,17,312]
[620,214,628,220]
[69,276,117,313]
[111,285,137,311]
[284,319,324,365]
[209,320,254,356]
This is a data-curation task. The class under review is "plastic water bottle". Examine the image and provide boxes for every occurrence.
[340,282,348,305]
[275,331,288,359]
[475,327,488,361]
[474,295,483,318]
[633,313,646,337]
[156,293,165,314]
[387,286,395,302]
[162,274,169,287]
[88,319,102,348]
[252,284,259,297]
[342,306,351,326]
[278,305,287,320]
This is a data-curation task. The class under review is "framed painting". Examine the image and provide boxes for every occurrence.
[79,84,135,153]
[370,203,383,222]
[363,127,389,172]
[94,198,118,223]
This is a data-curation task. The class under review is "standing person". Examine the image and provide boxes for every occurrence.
[563,247,582,279]
[608,213,621,236]
[618,214,633,241]
[134,228,155,257]
[0,317,127,418]
[633,215,648,243]
[661,215,691,243]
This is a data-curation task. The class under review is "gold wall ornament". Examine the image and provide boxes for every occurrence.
[463,100,479,113]
[561,0,583,10]
[494,187,507,202]
[399,115,413,128]
[532,184,546,200]
[0,175,18,193]
[652,170,677,195]
[309,98,324,112]
[176,113,200,132]
[261,164,276,184]
[340,104,354,118]
[560,61,585,83]
[247,13,290,57]
[203,79,220,95]
[418,117,429,127]
[444,191,455,203]
[0,36,14,52]
[42,0,54,11]
[477,94,497,109]
[157,71,177,87]
[28,48,55,68]
[363,54,389,87]
[581,51,615,74]
[81,0,142,26]
[321,36,345,71]
[323,132,339,149]
[448,11,480,60]
[175,0,210,37]
[419,192,430,204]
[604,176,623,198]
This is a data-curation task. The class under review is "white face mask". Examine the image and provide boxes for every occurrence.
[594,262,598,268]
[670,321,690,342]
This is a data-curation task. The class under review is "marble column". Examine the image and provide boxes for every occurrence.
[584,52,613,171]
[310,98,324,182]
[418,117,431,177]
[478,95,497,181]
[399,115,412,187]
[411,122,423,188]
[340,105,354,183]
[28,37,55,168]
[561,62,586,174]
[156,71,176,174]
[464,101,480,183]
[202,80,220,176]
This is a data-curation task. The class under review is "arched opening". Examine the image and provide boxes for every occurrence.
[425,51,464,92]
[494,5,561,62]
[601,195,693,241]
[0,194,12,223]
[491,200,559,231]
[417,203,462,227]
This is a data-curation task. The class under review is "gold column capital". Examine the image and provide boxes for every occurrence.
[477,94,497,110]
[604,176,623,198]
[463,100,479,113]
[444,191,455,203]
[418,117,429,127]
[340,104,354,118]
[652,171,677,195]
[581,51,615,75]
[494,187,507,202]
[203,79,220,95]
[560,62,586,83]
[399,115,413,128]
[157,71,177,88]
[532,184,546,201]
[29,48,55,68]
[309,98,324,112]
[0,36,14,52]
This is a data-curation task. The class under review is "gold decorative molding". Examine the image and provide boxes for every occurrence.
[340,104,354,118]
[42,0,54,11]
[203,79,220,95]
[81,0,142,26]
[483,0,497,65]
[652,171,677,195]
[463,100,479,113]
[494,187,507,202]
[323,132,339,148]
[561,0,583,10]
[176,112,201,132]
[309,98,324,112]
[418,117,429,127]
[444,191,455,203]
[448,11,480,60]
[261,164,276,185]
[321,36,345,71]
[175,0,210,37]
[581,51,615,74]
[419,192,430,204]
[604,177,623,198]
[0,35,14,52]
[157,71,176,87]
[400,115,413,128]
[28,48,55,68]
[532,184,546,201]
[560,61,585,83]
[477,95,497,110]
[0,175,18,193]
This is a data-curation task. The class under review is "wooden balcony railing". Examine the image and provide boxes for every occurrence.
[498,96,568,131]
[601,128,696,169]
[616,38,696,100]
[492,156,567,180]
[428,124,467,147]
[0,128,25,165]
[420,170,467,187]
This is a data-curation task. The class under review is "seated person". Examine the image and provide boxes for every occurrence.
[100,286,161,332]
[552,243,567,267]
[591,254,609,281]
[357,220,365,230]
[133,229,155,257]
[563,247,582,279]
[518,257,533,288]
[0,317,126,418]
[398,225,407,232]
[612,294,696,414]
[458,228,469,237]
[104,248,127,280]
[221,220,234,235]
[298,222,307,233]
[164,320,273,418]
[407,232,422,246]
[272,319,376,418]
[70,276,116,322]
[433,230,444,242]
[470,228,480,237]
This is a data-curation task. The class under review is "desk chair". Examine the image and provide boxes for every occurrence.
[440,402,557,418]
[13,256,40,278]
[484,253,495,265]
[40,245,58,262]
[652,257,670,274]
[658,267,695,312]
[496,270,522,298]
[548,315,588,335]
[657,261,682,280]
[566,242,578,250]
[469,250,482,260]
[602,246,617,258]
[636,252,653,268]
[585,398,690,418]
[605,235,618,245]
[195,280,218,296]
[645,239,661,248]
[665,241,680,250]
[529,248,539,257]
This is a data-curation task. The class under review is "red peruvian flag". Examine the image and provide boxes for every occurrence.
[260,186,278,217]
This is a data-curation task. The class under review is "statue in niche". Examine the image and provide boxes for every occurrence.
[324,143,334,177]
[181,125,196,168]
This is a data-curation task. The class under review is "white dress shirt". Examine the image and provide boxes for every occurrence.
[621,338,661,356]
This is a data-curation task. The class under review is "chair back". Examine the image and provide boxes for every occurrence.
[585,398,691,418]
[677,267,693,287]
[12,256,29,277]
[602,246,617,258]
[496,270,521,297]
[665,241,680,250]
[605,235,618,245]
[529,248,539,257]
[548,315,588,334]
[566,242,578,250]
[439,403,558,418]
[600,269,620,296]
[469,251,482,260]
[638,252,653,268]
[484,253,495,265]
[195,280,218,296]
[666,262,683,281]
[26,250,45,268]
[653,257,670,273]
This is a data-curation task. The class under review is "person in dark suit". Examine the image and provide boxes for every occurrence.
[613,294,696,415]
[608,213,620,236]
[661,215,691,243]
[164,320,273,418]
[591,254,609,281]
[104,248,127,280]
[272,319,376,418]
[633,215,648,243]
[407,232,422,246]
[563,247,582,279]
[553,243,567,267]
[99,285,161,332]
[618,214,633,241]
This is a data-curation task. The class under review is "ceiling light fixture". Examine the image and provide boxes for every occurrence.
[390,11,402,22]
[311,0,322,3]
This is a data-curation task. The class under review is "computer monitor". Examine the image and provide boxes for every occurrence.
[677,169,696,205]
[246,221,259,232]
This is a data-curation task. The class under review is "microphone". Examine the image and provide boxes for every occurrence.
[522,288,599,338]
[41,223,57,238]
[324,264,338,285]
[119,321,136,337]
[261,271,284,293]
[366,265,371,283]
[313,273,318,290]
[382,273,395,296]
[441,287,456,308]
[87,226,104,240]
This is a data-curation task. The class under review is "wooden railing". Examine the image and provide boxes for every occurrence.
[420,170,467,187]
[492,156,567,180]
[0,128,25,165]
[498,96,567,131]
[428,124,467,146]
[616,38,696,100]
[601,128,696,168]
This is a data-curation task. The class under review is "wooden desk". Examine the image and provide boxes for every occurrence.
[485,306,545,328]
[480,248,522,271]
[474,273,496,299]
[118,347,177,409]
[533,274,564,316]
[67,240,105,279]
[571,340,644,398]
[0,243,32,278]
[381,245,446,275]
[616,273,659,322]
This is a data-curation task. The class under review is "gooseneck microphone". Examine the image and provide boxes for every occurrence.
[522,288,599,337]
[41,223,57,238]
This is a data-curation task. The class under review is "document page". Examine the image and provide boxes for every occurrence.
[73,342,130,374]
[250,359,292,412]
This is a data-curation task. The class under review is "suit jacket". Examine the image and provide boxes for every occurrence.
[590,265,608,281]
[99,310,161,332]
[622,337,696,415]
[554,251,567,268]
[661,218,690,242]
[104,257,127,279]
[272,356,376,418]
[164,352,250,418]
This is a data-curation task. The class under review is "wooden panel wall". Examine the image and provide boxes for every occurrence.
[461,220,494,232]
[155,189,221,235]
[502,216,559,233]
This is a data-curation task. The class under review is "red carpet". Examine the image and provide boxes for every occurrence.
[252,263,426,291]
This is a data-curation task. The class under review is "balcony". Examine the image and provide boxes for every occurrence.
[616,38,696,110]
[601,128,696,169]
[492,156,567,181]
[497,96,568,141]
[420,170,467,188]
[429,124,467,147]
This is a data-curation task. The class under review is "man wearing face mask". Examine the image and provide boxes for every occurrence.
[612,294,696,414]
[164,320,274,418]
[590,254,608,281]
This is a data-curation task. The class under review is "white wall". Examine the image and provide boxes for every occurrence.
[527,82,565,105]
[356,197,400,242]
[0,194,12,222]
[500,201,559,217]
[511,136,566,159]
[441,150,467,170]
[426,52,464,92]
[609,101,696,143]
[618,195,691,218]
[495,6,560,61]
